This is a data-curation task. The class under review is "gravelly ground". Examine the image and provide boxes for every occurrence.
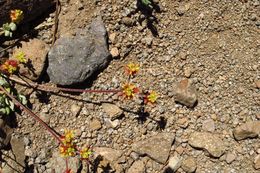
[1,0,259,173]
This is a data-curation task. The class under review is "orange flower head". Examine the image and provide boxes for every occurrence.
[80,147,93,159]
[125,63,140,76]
[122,83,139,99]
[10,9,24,24]
[144,90,158,104]
[0,60,18,75]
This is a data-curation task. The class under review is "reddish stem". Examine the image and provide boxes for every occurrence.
[9,76,121,94]
[65,158,69,173]
[0,85,62,143]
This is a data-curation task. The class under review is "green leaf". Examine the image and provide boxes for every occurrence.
[9,22,17,31]
[5,98,14,111]
[4,30,11,37]
[141,0,151,6]
[18,94,27,105]
[2,23,10,30]
[0,78,8,87]
[5,107,10,115]
[0,108,6,114]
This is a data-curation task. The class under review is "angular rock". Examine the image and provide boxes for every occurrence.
[70,104,82,116]
[254,80,260,89]
[11,137,25,163]
[89,119,102,131]
[233,121,260,140]
[94,147,123,163]
[12,39,49,81]
[173,79,198,108]
[47,17,110,85]
[254,154,260,170]
[188,132,226,158]
[181,157,197,173]
[102,103,123,120]
[132,133,175,164]
[110,47,120,58]
[225,152,236,164]
[2,137,26,173]
[0,118,13,149]
[0,0,55,24]
[127,159,147,173]
[166,155,182,172]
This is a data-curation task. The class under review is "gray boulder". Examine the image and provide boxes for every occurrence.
[47,17,111,85]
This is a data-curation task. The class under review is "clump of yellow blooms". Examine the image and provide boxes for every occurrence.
[122,83,139,99]
[59,130,76,157]
[144,90,158,104]
[15,52,27,63]
[125,62,140,76]
[59,130,93,161]
[80,148,93,160]
[10,9,24,24]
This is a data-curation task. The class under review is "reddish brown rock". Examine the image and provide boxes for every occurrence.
[12,39,49,81]
[173,79,198,108]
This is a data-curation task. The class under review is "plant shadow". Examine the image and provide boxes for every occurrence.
[136,0,161,37]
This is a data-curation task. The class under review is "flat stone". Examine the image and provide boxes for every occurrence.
[12,39,49,81]
[188,132,226,158]
[127,159,147,173]
[256,113,260,120]
[225,152,236,164]
[173,79,198,108]
[233,121,260,140]
[110,47,119,58]
[11,137,26,164]
[89,119,102,131]
[254,154,260,170]
[202,119,215,132]
[109,32,117,44]
[47,17,110,85]
[254,80,260,89]
[70,104,82,116]
[102,103,123,120]
[181,157,197,173]
[0,119,13,149]
[94,147,123,163]
[2,137,26,173]
[132,133,175,164]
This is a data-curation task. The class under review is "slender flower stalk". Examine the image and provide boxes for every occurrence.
[9,76,121,94]
[0,85,62,143]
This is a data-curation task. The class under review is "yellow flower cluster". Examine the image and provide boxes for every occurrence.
[10,9,24,24]
[80,148,93,159]
[144,90,158,104]
[15,52,27,63]
[122,83,139,99]
[125,62,140,76]
[59,130,76,157]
